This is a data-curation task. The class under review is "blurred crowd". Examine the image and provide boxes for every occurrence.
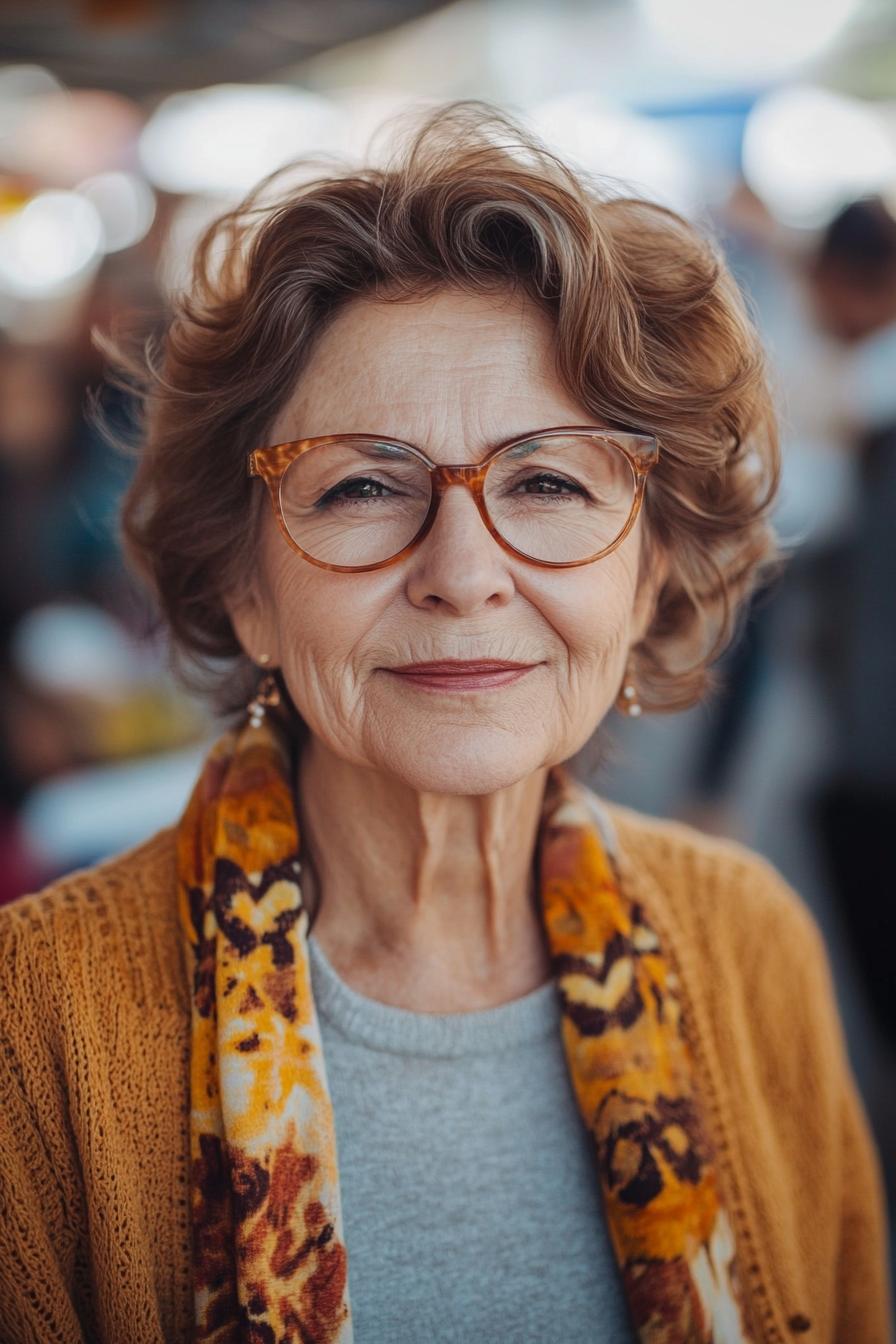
[685,192,896,1048]
[0,236,212,904]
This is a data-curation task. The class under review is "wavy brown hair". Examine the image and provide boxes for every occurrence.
[111,99,785,720]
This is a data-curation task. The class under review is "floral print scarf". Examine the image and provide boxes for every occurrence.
[177,705,753,1343]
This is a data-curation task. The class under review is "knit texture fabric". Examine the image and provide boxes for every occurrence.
[0,737,891,1342]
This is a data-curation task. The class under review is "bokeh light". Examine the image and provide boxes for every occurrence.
[0,190,103,296]
[138,83,339,195]
[637,0,862,80]
[743,85,896,227]
[528,92,700,215]
[6,88,142,185]
[76,171,156,253]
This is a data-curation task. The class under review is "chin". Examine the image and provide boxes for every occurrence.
[374,729,547,796]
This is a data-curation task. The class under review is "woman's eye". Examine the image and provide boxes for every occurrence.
[518,473,588,497]
[317,477,393,506]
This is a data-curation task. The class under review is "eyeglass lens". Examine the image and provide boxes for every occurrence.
[278,434,636,567]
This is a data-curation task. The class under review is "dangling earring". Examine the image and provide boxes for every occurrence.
[247,656,280,728]
[615,660,642,718]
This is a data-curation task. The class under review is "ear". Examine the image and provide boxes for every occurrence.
[224,576,281,666]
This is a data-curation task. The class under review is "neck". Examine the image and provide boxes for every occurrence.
[294,734,553,1011]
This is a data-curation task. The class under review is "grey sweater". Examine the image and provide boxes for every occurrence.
[308,932,635,1344]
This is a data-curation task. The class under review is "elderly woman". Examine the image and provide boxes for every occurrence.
[0,102,890,1344]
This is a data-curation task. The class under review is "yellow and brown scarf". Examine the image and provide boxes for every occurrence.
[177,704,753,1343]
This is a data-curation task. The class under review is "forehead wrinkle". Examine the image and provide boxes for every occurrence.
[270,291,582,458]
[308,319,551,395]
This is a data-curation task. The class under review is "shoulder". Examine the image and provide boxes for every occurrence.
[595,795,840,1064]
[600,792,792,896]
[0,825,183,1017]
[599,795,825,961]
[1,824,178,941]
[600,794,858,1149]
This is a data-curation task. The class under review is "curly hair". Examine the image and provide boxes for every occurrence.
[109,98,785,720]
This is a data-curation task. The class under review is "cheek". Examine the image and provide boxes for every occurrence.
[262,542,393,697]
[532,555,639,666]
[270,571,358,668]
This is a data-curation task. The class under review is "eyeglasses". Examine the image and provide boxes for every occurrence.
[247,425,659,573]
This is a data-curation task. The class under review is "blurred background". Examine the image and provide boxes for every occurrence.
[1,0,894,1307]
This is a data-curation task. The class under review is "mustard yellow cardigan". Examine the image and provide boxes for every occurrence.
[0,803,890,1343]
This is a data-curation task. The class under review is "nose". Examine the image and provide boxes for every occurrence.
[404,483,516,614]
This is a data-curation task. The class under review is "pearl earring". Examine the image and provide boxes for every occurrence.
[247,655,280,727]
[616,662,642,718]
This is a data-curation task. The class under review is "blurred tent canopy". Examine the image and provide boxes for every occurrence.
[0,0,453,96]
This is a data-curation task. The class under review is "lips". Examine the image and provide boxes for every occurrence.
[389,660,536,674]
[383,659,539,692]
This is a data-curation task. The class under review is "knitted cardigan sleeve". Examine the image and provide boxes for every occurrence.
[0,899,91,1344]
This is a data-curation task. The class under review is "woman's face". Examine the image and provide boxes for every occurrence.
[231,286,665,795]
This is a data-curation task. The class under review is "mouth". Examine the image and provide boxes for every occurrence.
[390,660,537,674]
[383,659,540,692]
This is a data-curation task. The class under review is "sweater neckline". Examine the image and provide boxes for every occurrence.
[307,930,561,1058]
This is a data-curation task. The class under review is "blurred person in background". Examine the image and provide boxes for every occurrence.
[0,102,890,1343]
[806,197,896,1058]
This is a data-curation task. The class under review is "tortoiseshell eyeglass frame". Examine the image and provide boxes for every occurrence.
[247,425,660,573]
